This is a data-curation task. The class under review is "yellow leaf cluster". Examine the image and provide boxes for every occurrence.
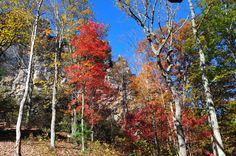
[81,8,92,16]
[78,18,86,25]
[0,9,32,48]
[44,28,52,36]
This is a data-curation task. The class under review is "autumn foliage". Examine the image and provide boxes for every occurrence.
[119,30,213,155]
[65,21,112,125]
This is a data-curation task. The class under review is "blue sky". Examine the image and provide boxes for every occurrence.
[90,0,192,72]
[90,0,144,71]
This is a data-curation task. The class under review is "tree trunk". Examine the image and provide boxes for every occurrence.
[81,92,85,151]
[25,95,32,127]
[153,51,187,156]
[187,0,225,155]
[156,69,187,156]
[50,45,59,149]
[90,93,95,142]
[170,86,187,156]
[71,106,77,136]
[90,124,94,142]
[169,102,178,154]
[149,43,188,156]
[90,106,94,142]
[50,25,63,149]
[14,1,43,155]
[26,76,33,128]
[70,47,77,138]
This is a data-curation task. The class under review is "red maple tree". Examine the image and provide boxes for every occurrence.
[65,21,112,127]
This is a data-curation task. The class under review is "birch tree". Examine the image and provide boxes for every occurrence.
[116,0,188,155]
[47,0,91,149]
[14,0,43,155]
[187,0,226,155]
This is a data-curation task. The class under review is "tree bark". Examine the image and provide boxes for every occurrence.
[50,43,59,149]
[90,123,94,142]
[71,106,77,136]
[170,86,187,156]
[50,2,65,149]
[50,19,63,148]
[69,46,77,138]
[25,95,32,127]
[81,92,85,151]
[90,96,95,142]
[26,76,33,128]
[187,0,225,155]
[14,1,43,155]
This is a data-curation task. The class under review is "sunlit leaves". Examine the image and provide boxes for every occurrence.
[0,9,32,53]
[65,21,112,125]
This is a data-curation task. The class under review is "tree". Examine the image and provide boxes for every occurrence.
[14,0,43,155]
[65,21,111,151]
[116,1,189,155]
[124,51,211,155]
[0,1,33,55]
[0,9,31,55]
[187,0,226,155]
[46,0,92,149]
[126,60,174,155]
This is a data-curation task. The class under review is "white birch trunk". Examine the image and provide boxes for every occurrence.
[170,86,187,156]
[26,79,33,127]
[14,1,43,155]
[50,2,65,148]
[50,41,60,149]
[187,0,225,155]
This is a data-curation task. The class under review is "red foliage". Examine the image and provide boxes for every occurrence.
[117,20,214,155]
[122,105,212,155]
[121,104,172,143]
[71,21,110,60]
[65,21,112,126]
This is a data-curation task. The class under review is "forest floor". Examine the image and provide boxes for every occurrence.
[0,128,124,156]
[0,140,81,156]
[0,128,81,156]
